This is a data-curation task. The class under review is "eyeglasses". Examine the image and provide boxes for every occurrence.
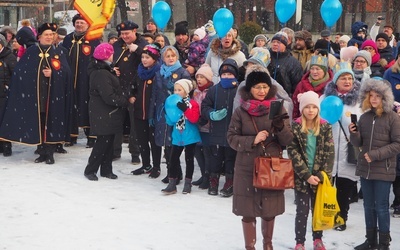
[252,85,270,91]
[354,60,367,64]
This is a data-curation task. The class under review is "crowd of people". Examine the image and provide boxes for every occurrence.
[1,14,400,250]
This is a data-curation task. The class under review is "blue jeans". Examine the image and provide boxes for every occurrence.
[360,177,392,233]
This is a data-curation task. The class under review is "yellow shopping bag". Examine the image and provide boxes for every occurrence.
[312,171,345,231]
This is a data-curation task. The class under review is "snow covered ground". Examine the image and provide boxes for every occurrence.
[1,139,399,250]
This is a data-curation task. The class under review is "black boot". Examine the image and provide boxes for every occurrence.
[192,176,203,186]
[55,143,67,154]
[208,173,220,195]
[354,228,378,250]
[161,178,177,194]
[148,166,161,178]
[3,142,12,157]
[46,153,55,164]
[86,137,96,148]
[378,232,391,250]
[34,155,47,163]
[220,173,233,197]
[65,137,77,147]
[199,174,210,189]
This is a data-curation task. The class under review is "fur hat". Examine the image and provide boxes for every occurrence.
[271,31,288,47]
[72,14,86,26]
[175,79,196,95]
[298,91,320,112]
[384,24,394,31]
[353,50,372,66]
[93,43,114,61]
[314,39,330,52]
[142,43,161,61]
[244,48,271,68]
[107,31,118,41]
[195,63,213,82]
[0,33,6,47]
[320,29,331,37]
[175,21,189,36]
[116,21,139,32]
[194,27,206,40]
[294,30,312,41]
[376,32,390,44]
[37,23,56,37]
[338,35,351,43]
[253,34,269,44]
[245,70,272,91]
[161,45,179,59]
[340,46,359,62]
[219,58,239,78]
[359,78,394,113]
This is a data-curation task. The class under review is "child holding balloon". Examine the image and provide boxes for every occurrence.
[287,91,334,250]
[148,45,191,183]
[162,79,201,194]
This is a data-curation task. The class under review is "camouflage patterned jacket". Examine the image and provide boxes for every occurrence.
[287,118,335,193]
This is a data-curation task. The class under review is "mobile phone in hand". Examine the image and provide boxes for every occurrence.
[351,114,358,131]
[268,100,283,120]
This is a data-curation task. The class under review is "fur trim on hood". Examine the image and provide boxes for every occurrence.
[210,38,242,61]
[239,64,276,101]
[324,79,361,106]
[359,78,394,113]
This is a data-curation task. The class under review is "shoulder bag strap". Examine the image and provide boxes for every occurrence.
[251,116,283,157]
[338,120,350,143]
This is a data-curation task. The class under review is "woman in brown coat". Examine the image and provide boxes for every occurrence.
[227,64,293,250]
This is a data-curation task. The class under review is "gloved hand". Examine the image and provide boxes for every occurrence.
[272,113,289,131]
[148,118,155,127]
[203,20,216,36]
[177,100,188,112]
[198,117,208,126]
[127,43,138,53]
[210,108,227,121]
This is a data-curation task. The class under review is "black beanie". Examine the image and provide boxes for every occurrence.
[72,14,85,26]
[175,21,189,36]
[219,58,239,78]
[314,39,330,52]
[376,32,390,44]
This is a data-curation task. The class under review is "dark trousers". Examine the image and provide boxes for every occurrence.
[169,143,196,179]
[113,106,140,157]
[135,118,161,168]
[194,145,211,176]
[38,112,56,156]
[336,176,357,221]
[85,135,115,176]
[393,176,400,206]
[208,145,236,174]
[294,188,323,245]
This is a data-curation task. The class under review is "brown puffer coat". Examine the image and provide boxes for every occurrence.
[227,107,293,218]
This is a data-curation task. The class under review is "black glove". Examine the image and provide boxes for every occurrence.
[272,113,289,131]
[177,100,188,112]
[198,117,208,126]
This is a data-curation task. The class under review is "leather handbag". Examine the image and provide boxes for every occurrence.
[338,121,359,164]
[251,118,294,190]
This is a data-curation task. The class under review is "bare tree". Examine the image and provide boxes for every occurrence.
[117,0,129,21]
[141,0,150,27]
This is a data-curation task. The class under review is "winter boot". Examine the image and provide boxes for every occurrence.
[354,228,378,250]
[131,165,153,175]
[55,143,67,154]
[148,166,161,178]
[86,137,96,148]
[220,173,233,197]
[378,232,391,250]
[208,173,220,195]
[161,178,177,195]
[393,205,400,218]
[65,137,77,147]
[242,220,256,250]
[262,218,275,250]
[182,178,192,194]
[0,141,3,153]
[199,173,210,189]
[192,176,203,186]
[3,142,12,157]
[46,153,55,164]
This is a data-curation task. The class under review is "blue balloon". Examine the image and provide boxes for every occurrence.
[320,96,344,124]
[151,1,171,29]
[165,94,183,123]
[213,8,234,38]
[320,0,343,28]
[275,0,296,24]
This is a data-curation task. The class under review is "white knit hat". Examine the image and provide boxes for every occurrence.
[175,79,196,95]
[194,27,206,40]
[298,91,320,112]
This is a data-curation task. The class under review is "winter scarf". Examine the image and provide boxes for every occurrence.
[240,98,276,117]
[309,73,330,87]
[176,96,191,130]
[198,81,213,91]
[220,78,238,89]
[138,62,161,80]
[353,67,371,82]
[160,61,182,78]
